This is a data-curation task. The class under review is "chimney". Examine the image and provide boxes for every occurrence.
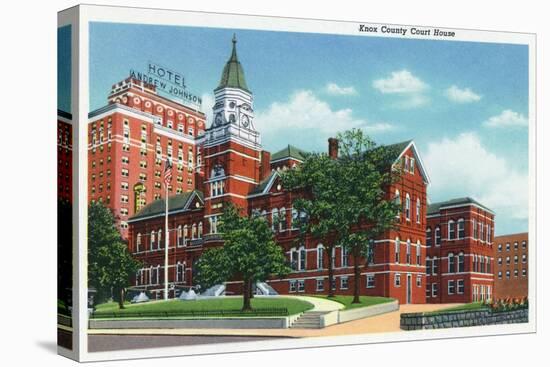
[260,150,272,181]
[328,137,339,159]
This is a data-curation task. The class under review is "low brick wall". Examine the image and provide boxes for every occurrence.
[400,308,528,330]
[321,300,399,327]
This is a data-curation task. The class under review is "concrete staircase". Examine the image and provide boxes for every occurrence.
[290,311,328,329]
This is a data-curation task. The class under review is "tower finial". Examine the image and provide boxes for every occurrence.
[232,33,237,44]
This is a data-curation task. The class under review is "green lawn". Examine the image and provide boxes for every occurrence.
[424,302,487,315]
[307,295,394,310]
[93,297,314,318]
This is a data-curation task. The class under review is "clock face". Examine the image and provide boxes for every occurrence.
[214,113,223,126]
[241,114,250,128]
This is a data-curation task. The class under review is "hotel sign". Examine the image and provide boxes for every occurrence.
[129,62,202,108]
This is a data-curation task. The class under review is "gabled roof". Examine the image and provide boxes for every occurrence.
[248,171,279,197]
[390,140,430,185]
[215,35,249,92]
[270,145,307,163]
[129,190,204,222]
[427,197,494,215]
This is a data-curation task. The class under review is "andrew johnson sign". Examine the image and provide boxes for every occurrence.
[129,62,202,108]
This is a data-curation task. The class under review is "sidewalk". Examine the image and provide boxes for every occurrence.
[88,303,460,338]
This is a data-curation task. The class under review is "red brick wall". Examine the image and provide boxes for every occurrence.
[493,233,528,300]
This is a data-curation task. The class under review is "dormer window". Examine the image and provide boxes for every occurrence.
[404,156,410,171]
[410,157,415,174]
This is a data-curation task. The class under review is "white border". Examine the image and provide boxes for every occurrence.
[63,4,536,362]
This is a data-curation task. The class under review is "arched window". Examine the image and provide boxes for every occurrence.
[183,225,188,245]
[177,225,183,247]
[291,208,298,229]
[150,231,156,250]
[279,207,287,231]
[448,220,455,240]
[448,252,455,273]
[136,233,142,252]
[406,239,411,264]
[426,227,432,247]
[416,198,421,223]
[271,208,279,232]
[395,190,401,218]
[198,222,203,238]
[435,226,441,245]
[299,246,306,271]
[317,244,324,269]
[416,241,421,264]
[395,238,401,263]
[457,218,465,239]
[458,252,465,272]
[192,223,197,239]
[157,229,162,249]
[405,193,411,220]
[289,248,297,271]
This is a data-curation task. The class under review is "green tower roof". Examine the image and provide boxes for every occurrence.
[216,34,250,92]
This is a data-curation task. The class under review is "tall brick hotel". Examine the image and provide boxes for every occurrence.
[58,36,528,305]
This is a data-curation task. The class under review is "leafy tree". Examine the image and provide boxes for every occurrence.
[280,152,342,297]
[88,202,141,309]
[195,204,290,311]
[58,199,73,314]
[335,129,402,303]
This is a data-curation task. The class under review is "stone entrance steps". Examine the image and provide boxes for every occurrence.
[290,311,328,329]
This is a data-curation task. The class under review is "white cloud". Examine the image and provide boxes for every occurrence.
[200,92,215,127]
[424,132,528,224]
[445,85,482,103]
[255,90,394,135]
[324,83,357,96]
[373,70,428,94]
[484,109,528,128]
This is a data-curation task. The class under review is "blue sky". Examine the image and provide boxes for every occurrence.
[57,25,71,113]
[88,22,530,235]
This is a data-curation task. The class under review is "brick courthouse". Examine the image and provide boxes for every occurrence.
[79,36,499,304]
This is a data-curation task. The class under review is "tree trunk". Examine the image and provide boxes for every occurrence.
[352,248,361,304]
[118,288,125,309]
[327,246,335,298]
[249,279,255,299]
[242,278,253,311]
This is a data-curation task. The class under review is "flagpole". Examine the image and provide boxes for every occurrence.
[164,173,169,300]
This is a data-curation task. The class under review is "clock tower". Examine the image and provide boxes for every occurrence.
[203,35,262,241]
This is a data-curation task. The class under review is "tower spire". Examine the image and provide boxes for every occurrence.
[216,34,249,92]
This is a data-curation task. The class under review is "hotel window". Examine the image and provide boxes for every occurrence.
[366,274,375,288]
[448,280,455,295]
[498,271,502,279]
[432,257,439,275]
[522,240,527,249]
[340,276,349,290]
[122,144,130,152]
[448,253,455,273]
[522,269,527,277]
[416,275,422,287]
[297,279,305,292]
[289,280,296,292]
[394,238,400,263]
[426,257,432,275]
[299,246,306,271]
[317,245,324,269]
[426,227,432,247]
[121,169,129,177]
[416,242,421,264]
[506,256,510,265]
[140,161,147,169]
[506,242,510,251]
[431,283,438,297]
[522,254,527,263]
[514,241,519,251]
[435,226,441,246]
[167,120,173,129]
[177,123,184,133]
[120,208,128,216]
[394,273,401,287]
[416,198,421,223]
[498,257,502,265]
[155,182,161,189]
[506,270,510,279]
[458,252,465,272]
[121,182,129,190]
[405,194,411,220]
[120,195,129,203]
[457,218,465,239]
[139,173,147,181]
[342,246,349,267]
[498,243,502,252]
[316,279,324,292]
[448,220,455,240]
[514,255,519,264]
[514,269,519,277]
[457,279,464,294]
[406,239,411,264]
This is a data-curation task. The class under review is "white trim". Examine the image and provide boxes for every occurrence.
[391,141,431,185]
[204,148,261,162]
[204,192,248,200]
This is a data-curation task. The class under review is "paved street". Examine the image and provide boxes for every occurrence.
[88,303,461,351]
